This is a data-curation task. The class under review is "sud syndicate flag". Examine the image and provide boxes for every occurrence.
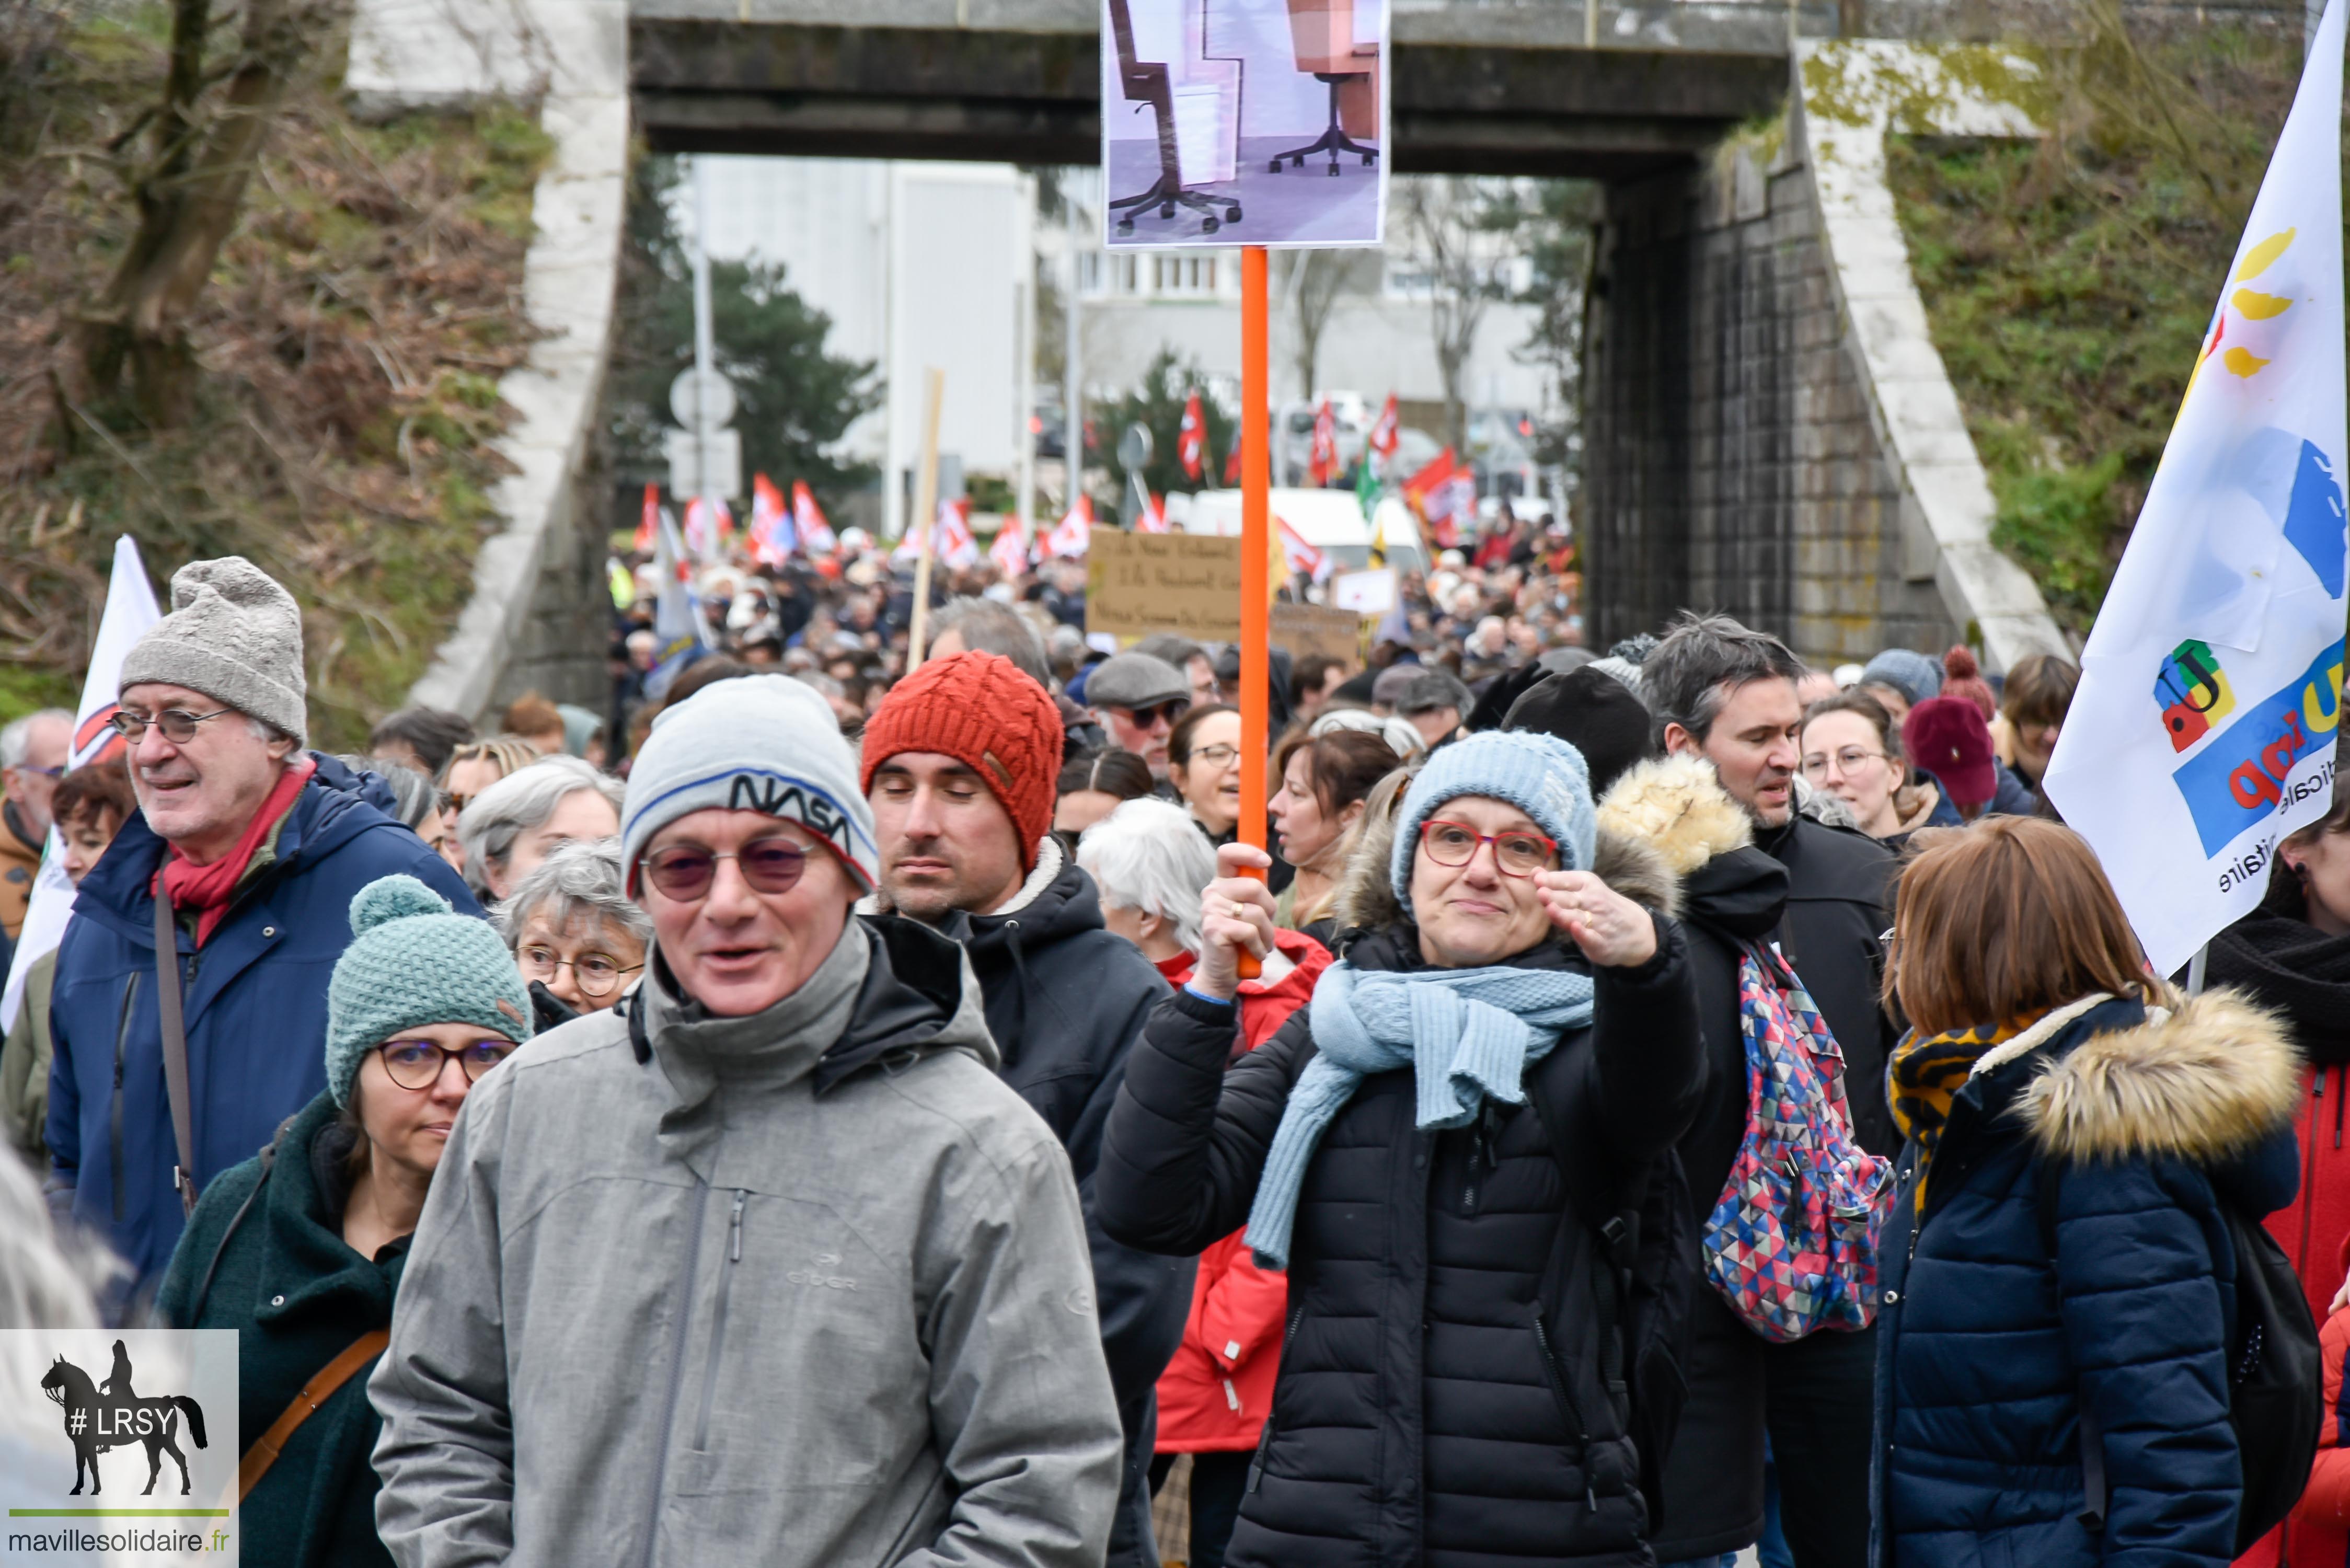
[2044,0,2347,974]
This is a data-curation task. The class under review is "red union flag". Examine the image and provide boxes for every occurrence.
[1276,513,1330,582]
[1405,447,1475,547]
[1224,431,1243,486]
[1045,494,1094,558]
[1178,390,1206,481]
[748,473,795,565]
[1368,394,1400,465]
[935,499,980,569]
[990,513,1032,578]
[636,483,659,553]
[1310,400,1339,486]
[1135,491,1171,533]
[792,481,837,555]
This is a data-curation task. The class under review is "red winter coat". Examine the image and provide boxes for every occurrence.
[1151,929,1329,1451]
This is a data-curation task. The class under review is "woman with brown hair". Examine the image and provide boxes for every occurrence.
[1799,689,1935,841]
[1874,817,2300,1568]
[1268,727,1401,940]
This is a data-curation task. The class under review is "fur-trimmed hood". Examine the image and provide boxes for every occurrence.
[2016,988,2302,1165]
[1328,768,1681,941]
[1594,755,1753,878]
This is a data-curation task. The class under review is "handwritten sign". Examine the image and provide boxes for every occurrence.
[1087,532,1245,641]
[1271,603,1364,665]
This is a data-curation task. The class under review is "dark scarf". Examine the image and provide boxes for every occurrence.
[1887,1014,2037,1213]
[2205,863,2350,1066]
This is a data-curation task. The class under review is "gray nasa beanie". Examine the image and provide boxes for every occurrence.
[119,557,308,747]
[620,674,879,892]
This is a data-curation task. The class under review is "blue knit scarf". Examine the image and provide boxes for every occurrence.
[1242,959,1596,1269]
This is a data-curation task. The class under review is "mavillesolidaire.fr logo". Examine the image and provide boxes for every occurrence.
[1,1330,238,1566]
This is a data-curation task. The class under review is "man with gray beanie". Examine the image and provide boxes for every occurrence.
[44,556,475,1292]
[372,673,1123,1568]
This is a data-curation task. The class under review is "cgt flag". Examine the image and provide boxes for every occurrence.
[792,480,838,556]
[2,536,163,1031]
[2044,0,2347,975]
[1179,390,1207,481]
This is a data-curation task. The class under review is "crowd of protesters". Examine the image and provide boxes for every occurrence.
[0,528,2336,1568]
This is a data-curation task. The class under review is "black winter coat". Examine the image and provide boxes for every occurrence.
[1754,815,1898,1156]
[1097,917,1704,1568]
[940,839,1195,1568]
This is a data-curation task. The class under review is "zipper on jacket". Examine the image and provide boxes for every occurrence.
[1530,1307,1597,1510]
[640,1180,712,1568]
[1247,1305,1305,1493]
[109,973,140,1224]
[692,1190,747,1452]
[1461,1101,1499,1218]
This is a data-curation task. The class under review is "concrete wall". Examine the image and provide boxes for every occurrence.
[1584,140,1952,663]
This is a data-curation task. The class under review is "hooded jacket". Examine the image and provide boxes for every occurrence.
[155,1091,402,1568]
[1872,990,2302,1568]
[45,753,476,1288]
[1595,756,1789,1562]
[1097,813,1706,1568]
[931,837,1196,1567]
[368,914,1124,1568]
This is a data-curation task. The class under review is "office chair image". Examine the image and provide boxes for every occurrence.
[1107,0,1243,236]
[1269,0,1378,176]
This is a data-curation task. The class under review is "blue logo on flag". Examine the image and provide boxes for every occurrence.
[2170,639,2345,854]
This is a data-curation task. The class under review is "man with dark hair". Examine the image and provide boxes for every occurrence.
[367,707,476,781]
[1638,609,1893,1568]
[1290,653,1351,724]
[927,597,1105,753]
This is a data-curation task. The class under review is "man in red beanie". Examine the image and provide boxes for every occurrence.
[862,652,1194,1568]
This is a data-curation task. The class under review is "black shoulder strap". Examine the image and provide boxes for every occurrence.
[153,892,197,1217]
[185,1114,299,1325]
[2035,1157,2108,1532]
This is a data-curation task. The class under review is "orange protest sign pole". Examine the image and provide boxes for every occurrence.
[1237,246,1271,979]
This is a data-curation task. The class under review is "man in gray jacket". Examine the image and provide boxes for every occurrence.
[370,674,1123,1568]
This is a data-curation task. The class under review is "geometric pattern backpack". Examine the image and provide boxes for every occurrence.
[1701,944,1895,1343]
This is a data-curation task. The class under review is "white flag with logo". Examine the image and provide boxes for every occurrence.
[2,536,164,1030]
[2043,0,2346,975]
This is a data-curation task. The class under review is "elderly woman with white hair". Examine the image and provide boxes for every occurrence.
[495,838,652,1028]
[454,755,625,903]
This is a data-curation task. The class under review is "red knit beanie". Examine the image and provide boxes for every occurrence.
[1942,645,1997,723]
[859,651,1065,871]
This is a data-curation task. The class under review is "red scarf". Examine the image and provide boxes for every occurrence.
[155,756,315,947]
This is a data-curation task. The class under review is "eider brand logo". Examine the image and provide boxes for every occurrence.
[5,1328,240,1561]
[787,1252,858,1291]
[728,774,855,852]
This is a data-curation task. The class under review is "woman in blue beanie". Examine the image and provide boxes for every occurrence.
[155,875,531,1568]
[1097,729,1705,1568]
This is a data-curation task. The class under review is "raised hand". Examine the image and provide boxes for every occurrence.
[1535,869,1657,969]
[1193,841,1280,1000]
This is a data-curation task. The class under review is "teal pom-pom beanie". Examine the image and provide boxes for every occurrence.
[325,875,534,1106]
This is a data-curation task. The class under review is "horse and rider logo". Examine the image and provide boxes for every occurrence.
[37,1339,209,1496]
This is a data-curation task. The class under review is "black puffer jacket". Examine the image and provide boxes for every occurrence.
[938,837,1196,1568]
[1097,871,1703,1567]
[1595,756,1787,1561]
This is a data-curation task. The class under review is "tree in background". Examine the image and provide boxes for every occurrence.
[1397,177,1510,454]
[1482,180,1599,473]
[1097,350,1235,519]
[607,156,881,508]
[1279,251,1356,401]
[75,0,339,426]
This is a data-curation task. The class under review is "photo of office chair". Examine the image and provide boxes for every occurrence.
[1267,0,1378,176]
[1107,0,1245,236]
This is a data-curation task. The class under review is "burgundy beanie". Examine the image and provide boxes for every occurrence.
[860,651,1065,870]
[1941,645,1997,722]
[1904,696,1996,808]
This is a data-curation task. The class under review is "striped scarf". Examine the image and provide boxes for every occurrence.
[1886,1014,2036,1213]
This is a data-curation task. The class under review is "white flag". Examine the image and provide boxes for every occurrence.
[2043,0,2347,974]
[2,536,164,1031]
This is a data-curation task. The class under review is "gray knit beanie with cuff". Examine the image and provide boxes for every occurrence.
[620,673,879,892]
[1389,729,1598,918]
[119,556,308,746]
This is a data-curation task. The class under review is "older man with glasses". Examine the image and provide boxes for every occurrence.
[373,672,1123,1568]
[1084,652,1193,785]
[42,557,476,1295]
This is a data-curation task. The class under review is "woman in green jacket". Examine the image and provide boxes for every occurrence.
[155,874,532,1568]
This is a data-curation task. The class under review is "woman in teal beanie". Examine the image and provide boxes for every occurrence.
[155,874,531,1568]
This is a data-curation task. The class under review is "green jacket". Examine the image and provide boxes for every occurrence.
[155,1091,404,1568]
[1,947,54,1161]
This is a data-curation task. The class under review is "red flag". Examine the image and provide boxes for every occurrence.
[1276,513,1330,582]
[1404,448,1476,550]
[1178,390,1206,481]
[1044,494,1094,558]
[1309,400,1338,486]
[936,499,979,569]
[748,474,794,566]
[990,513,1032,579]
[636,483,659,554]
[792,481,837,555]
[1224,431,1242,486]
[1134,491,1171,533]
[1368,394,1400,464]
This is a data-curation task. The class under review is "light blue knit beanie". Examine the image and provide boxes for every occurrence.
[1860,647,1942,707]
[325,875,534,1107]
[1389,730,1597,916]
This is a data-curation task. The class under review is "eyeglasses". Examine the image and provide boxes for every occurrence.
[1186,743,1241,769]
[1800,747,1888,780]
[1113,700,1189,730]
[1419,819,1559,877]
[108,708,233,744]
[517,946,642,998]
[641,835,810,901]
[375,1037,516,1090]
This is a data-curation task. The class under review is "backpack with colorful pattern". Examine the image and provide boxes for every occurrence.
[1701,944,1894,1342]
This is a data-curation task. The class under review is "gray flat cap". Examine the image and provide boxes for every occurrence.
[1086,652,1191,710]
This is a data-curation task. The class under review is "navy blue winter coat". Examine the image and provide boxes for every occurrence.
[45,755,478,1290]
[1872,989,2303,1568]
